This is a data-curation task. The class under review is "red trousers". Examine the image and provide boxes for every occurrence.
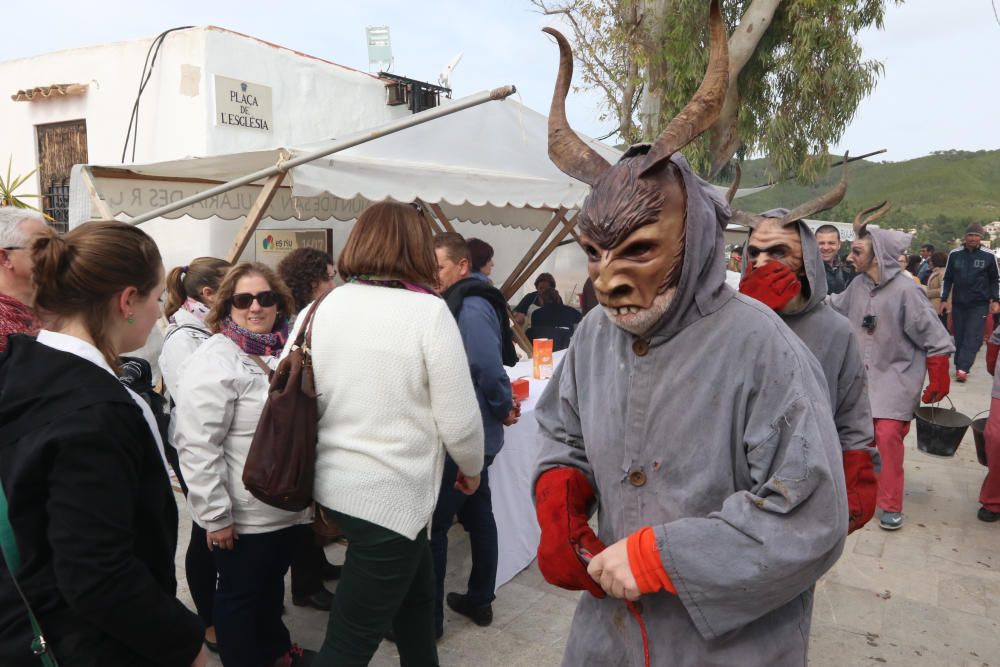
[874,418,910,513]
[980,397,1000,512]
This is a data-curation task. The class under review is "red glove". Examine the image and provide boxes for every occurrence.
[739,261,802,311]
[987,343,999,376]
[843,449,877,533]
[534,467,606,598]
[922,355,950,403]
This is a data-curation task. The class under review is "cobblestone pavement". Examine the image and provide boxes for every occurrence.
[178,351,1000,666]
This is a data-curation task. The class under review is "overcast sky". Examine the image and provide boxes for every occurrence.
[2,0,998,163]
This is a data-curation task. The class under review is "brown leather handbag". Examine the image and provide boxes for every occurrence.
[243,290,331,512]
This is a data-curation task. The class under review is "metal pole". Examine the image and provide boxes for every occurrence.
[125,85,517,225]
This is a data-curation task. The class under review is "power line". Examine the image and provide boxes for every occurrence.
[993,0,1000,28]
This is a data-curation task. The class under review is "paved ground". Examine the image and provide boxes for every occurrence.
[178,351,1000,666]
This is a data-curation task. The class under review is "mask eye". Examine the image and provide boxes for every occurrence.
[770,247,786,259]
[583,244,600,261]
[747,247,760,259]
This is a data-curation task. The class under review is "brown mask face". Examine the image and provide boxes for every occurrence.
[579,163,686,334]
[746,218,804,276]
[848,236,876,276]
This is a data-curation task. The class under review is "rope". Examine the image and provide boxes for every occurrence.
[626,600,650,667]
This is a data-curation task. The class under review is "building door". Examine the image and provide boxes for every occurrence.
[36,119,88,231]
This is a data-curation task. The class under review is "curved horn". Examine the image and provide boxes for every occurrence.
[640,0,729,176]
[853,200,892,237]
[725,162,741,204]
[729,209,764,229]
[777,153,850,226]
[542,27,611,185]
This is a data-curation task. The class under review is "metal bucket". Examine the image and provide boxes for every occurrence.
[914,396,971,457]
[971,410,989,467]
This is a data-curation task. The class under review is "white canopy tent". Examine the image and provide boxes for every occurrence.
[70,94,774,328]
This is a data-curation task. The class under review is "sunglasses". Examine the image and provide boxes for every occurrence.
[231,290,279,309]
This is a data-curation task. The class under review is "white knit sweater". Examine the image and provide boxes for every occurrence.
[289,283,484,539]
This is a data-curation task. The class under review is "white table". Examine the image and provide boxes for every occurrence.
[490,349,566,589]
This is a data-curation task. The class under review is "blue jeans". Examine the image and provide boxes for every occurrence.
[430,455,497,631]
[212,524,307,667]
[953,302,989,372]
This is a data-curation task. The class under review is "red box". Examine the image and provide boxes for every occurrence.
[512,378,530,402]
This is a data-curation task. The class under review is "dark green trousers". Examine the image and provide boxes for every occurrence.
[314,509,439,667]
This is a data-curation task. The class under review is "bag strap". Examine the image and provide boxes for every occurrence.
[299,289,333,352]
[248,355,274,380]
[0,482,59,666]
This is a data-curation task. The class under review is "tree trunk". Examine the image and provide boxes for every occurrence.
[639,0,670,139]
[708,0,782,176]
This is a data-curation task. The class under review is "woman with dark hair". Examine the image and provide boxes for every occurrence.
[276,247,341,611]
[467,238,495,278]
[296,202,484,666]
[277,247,336,314]
[157,256,230,652]
[174,262,312,667]
[0,221,205,666]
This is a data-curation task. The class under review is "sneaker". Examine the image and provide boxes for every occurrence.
[274,644,316,667]
[956,370,968,383]
[446,592,493,627]
[879,512,903,531]
[977,507,1000,522]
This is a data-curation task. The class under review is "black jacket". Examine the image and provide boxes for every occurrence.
[942,246,1000,306]
[0,335,202,667]
[443,277,518,367]
[824,258,854,295]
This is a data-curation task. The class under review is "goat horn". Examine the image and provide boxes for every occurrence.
[725,163,741,204]
[640,0,729,176]
[542,27,611,185]
[778,153,850,227]
[853,200,892,237]
[729,209,764,229]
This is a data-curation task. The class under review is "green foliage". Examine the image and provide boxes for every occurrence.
[0,156,47,215]
[646,0,901,180]
[733,149,1000,250]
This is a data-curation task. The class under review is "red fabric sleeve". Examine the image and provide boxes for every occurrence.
[626,526,677,595]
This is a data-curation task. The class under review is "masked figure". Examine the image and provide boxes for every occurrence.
[829,204,954,531]
[735,163,878,534]
[532,3,847,665]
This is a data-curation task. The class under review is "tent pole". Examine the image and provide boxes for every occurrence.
[124,85,517,226]
[225,172,286,263]
[500,207,565,297]
[81,166,114,220]
[508,306,532,355]
[504,213,578,300]
[427,202,457,234]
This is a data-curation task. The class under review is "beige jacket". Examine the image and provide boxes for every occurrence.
[926,267,945,309]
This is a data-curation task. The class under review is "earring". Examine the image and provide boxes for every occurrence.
[127,312,135,325]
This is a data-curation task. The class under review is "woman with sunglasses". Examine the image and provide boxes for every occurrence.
[173,262,313,667]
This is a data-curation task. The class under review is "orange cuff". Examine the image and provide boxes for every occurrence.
[626,526,677,595]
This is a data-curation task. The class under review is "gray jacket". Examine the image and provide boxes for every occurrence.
[752,211,876,464]
[829,228,954,421]
[535,157,847,667]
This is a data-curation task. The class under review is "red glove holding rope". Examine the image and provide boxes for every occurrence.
[534,467,606,598]
[842,450,877,533]
[739,261,802,311]
[922,355,950,403]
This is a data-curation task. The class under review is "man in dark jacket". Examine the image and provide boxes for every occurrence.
[815,224,853,294]
[430,233,518,638]
[941,223,1000,381]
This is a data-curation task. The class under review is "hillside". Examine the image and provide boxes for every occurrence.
[730,149,1000,248]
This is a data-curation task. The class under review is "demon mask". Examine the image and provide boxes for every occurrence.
[544,0,728,335]
[847,201,893,282]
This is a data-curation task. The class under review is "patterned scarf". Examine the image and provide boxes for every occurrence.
[181,297,211,321]
[0,293,41,353]
[349,275,438,296]
[220,316,289,356]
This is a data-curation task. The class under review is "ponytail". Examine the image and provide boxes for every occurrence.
[162,257,230,320]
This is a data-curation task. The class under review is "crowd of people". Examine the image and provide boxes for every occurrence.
[0,9,998,665]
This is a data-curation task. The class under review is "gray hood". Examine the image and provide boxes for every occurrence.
[645,154,734,345]
[867,226,911,289]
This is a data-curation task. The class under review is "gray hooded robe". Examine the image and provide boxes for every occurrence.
[749,211,876,463]
[535,157,847,667]
[828,228,954,421]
